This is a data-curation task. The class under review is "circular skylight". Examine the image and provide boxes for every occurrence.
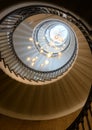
[49,25,68,45]
[33,19,70,56]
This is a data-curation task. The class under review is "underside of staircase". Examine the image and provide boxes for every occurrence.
[0,1,92,130]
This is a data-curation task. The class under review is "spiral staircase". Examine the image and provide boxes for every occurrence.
[0,1,92,130]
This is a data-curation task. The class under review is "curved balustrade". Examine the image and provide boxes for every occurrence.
[66,86,92,130]
[0,5,78,82]
[0,2,92,126]
[0,4,92,83]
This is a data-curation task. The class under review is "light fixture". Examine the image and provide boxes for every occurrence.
[27,57,31,61]
[45,60,49,65]
[27,46,32,49]
[29,37,33,41]
[13,17,77,81]
[47,52,52,58]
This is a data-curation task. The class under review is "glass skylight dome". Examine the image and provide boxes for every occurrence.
[46,24,68,45]
[33,19,70,57]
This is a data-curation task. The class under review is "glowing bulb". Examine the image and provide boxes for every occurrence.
[47,52,52,58]
[58,52,62,56]
[29,37,33,41]
[55,47,59,50]
[31,57,38,62]
[55,35,58,39]
[32,58,36,62]
[36,42,39,45]
[45,60,49,65]
[27,57,31,61]
[31,62,35,66]
[41,46,43,49]
[27,46,31,49]
[40,49,43,53]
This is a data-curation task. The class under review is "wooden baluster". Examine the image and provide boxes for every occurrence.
[75,123,79,130]
[81,120,85,130]
[86,111,91,130]
[89,104,92,116]
[88,109,92,130]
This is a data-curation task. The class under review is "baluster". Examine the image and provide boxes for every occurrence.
[44,73,48,79]
[5,18,17,23]
[53,71,57,78]
[14,64,23,74]
[81,119,85,130]
[41,72,46,81]
[8,58,18,69]
[13,62,24,74]
[18,65,27,77]
[85,112,91,130]
[8,16,19,21]
[0,36,9,41]
[4,55,15,64]
[31,71,36,81]
[20,67,28,78]
[27,70,34,81]
[0,24,14,28]
[89,104,92,116]
[24,69,31,80]
[88,107,92,130]
[38,72,42,81]
[0,38,9,44]
[0,43,9,50]
[1,50,13,59]
[12,14,22,18]
[75,123,79,130]
[54,71,57,78]
[2,21,16,25]
[39,73,45,82]
[33,72,39,82]
[1,48,12,56]
[0,32,8,36]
